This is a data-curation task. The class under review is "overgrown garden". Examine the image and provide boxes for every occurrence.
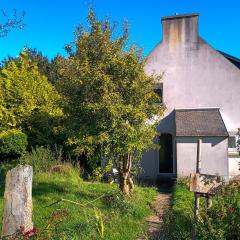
[0,7,239,240]
[0,8,163,239]
[0,8,164,193]
[162,178,240,240]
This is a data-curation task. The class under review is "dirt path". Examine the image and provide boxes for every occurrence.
[138,188,172,240]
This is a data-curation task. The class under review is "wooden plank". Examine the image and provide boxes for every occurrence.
[190,173,222,195]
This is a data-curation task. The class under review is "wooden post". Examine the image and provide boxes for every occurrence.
[196,139,202,174]
[193,139,202,240]
[1,165,33,238]
[206,195,212,209]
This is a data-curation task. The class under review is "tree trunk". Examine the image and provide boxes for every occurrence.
[119,171,134,195]
[119,172,130,195]
[116,153,135,195]
[1,165,33,238]
[127,174,134,191]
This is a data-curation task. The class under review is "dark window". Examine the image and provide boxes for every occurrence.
[154,82,163,103]
[228,136,237,149]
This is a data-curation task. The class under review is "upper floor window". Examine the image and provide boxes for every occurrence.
[229,136,236,148]
[228,134,239,153]
[154,82,163,104]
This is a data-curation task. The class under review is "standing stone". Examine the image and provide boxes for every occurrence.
[1,165,33,238]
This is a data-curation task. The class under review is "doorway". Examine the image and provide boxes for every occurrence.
[159,133,173,173]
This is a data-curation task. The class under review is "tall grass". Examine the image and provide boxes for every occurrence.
[19,146,63,173]
[0,163,157,239]
[163,178,240,240]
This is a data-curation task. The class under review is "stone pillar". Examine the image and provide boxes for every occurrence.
[1,165,33,238]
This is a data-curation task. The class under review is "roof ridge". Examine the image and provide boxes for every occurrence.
[175,107,220,112]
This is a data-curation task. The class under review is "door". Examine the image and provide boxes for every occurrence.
[159,133,173,173]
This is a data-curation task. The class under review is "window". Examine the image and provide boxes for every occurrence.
[154,82,163,104]
[228,136,237,149]
[228,135,238,153]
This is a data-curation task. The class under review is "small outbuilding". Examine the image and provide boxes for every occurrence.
[175,108,229,179]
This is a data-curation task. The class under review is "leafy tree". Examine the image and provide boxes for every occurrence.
[0,48,61,84]
[24,48,51,77]
[57,9,164,194]
[0,51,62,147]
[21,48,62,84]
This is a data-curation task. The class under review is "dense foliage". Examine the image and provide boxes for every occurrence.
[55,9,164,194]
[0,51,62,128]
[19,146,63,173]
[0,129,27,158]
[0,51,63,149]
[164,178,240,240]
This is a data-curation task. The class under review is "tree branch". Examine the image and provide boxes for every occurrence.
[0,9,26,37]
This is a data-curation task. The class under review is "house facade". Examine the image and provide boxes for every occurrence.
[141,13,240,180]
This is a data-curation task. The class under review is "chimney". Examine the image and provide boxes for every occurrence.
[161,13,199,49]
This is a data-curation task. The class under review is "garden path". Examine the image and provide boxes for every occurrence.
[138,184,172,240]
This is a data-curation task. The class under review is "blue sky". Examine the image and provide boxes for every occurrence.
[1,0,240,61]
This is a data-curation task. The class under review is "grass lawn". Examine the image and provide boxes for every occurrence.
[0,167,157,240]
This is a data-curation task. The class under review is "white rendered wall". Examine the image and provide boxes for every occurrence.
[176,137,228,179]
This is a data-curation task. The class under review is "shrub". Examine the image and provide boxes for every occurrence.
[19,146,62,173]
[91,163,115,183]
[163,178,240,240]
[0,129,28,158]
[198,180,240,240]
[91,166,103,182]
[103,192,136,216]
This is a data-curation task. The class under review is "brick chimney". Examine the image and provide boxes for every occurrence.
[161,13,199,49]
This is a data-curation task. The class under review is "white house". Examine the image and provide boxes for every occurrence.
[141,13,240,180]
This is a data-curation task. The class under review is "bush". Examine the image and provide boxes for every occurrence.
[19,146,62,173]
[103,192,136,216]
[0,129,28,158]
[91,166,103,182]
[91,163,115,183]
[197,180,240,240]
[164,178,240,240]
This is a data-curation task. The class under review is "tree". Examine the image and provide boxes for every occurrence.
[1,48,61,84]
[23,48,51,77]
[0,9,25,37]
[0,51,62,147]
[56,9,164,195]
[20,48,62,85]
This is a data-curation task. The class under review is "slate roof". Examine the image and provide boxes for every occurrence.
[175,108,228,137]
[218,50,240,69]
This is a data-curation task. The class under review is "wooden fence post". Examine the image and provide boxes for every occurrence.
[1,165,33,238]
[193,139,202,240]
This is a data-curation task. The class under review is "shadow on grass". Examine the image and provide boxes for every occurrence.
[32,181,106,206]
[33,182,70,196]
